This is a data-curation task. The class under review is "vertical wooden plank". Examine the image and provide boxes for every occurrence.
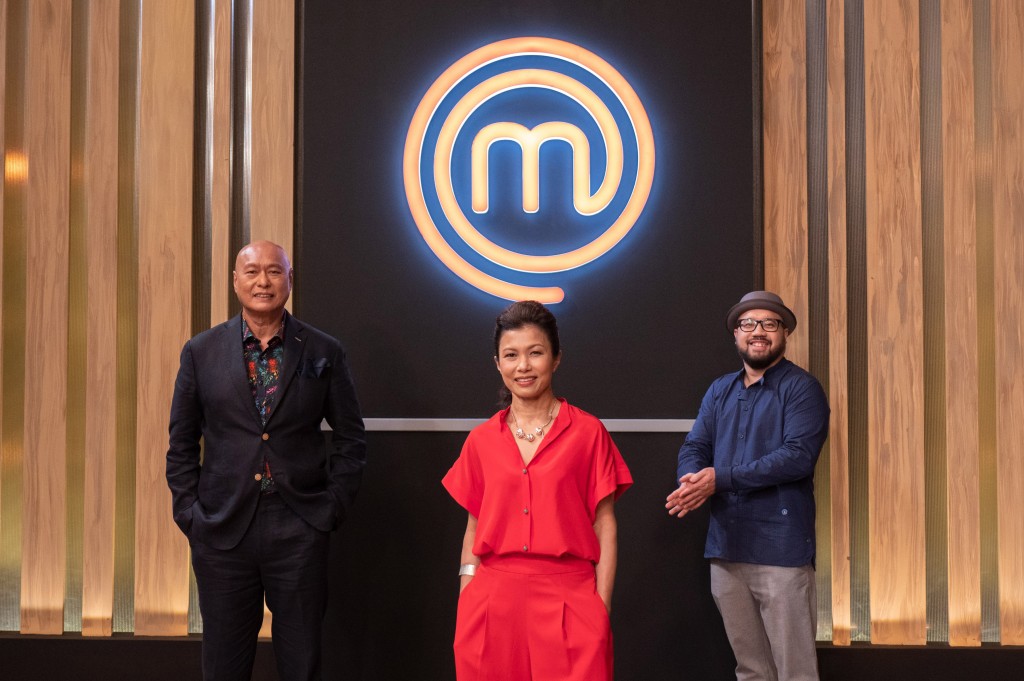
[133,0,193,636]
[826,0,852,647]
[991,0,1024,646]
[211,0,233,326]
[80,0,121,638]
[863,0,926,645]
[940,0,981,647]
[250,0,294,257]
[0,0,11,632]
[761,0,808,367]
[251,0,295,637]
[0,0,26,634]
[20,0,72,635]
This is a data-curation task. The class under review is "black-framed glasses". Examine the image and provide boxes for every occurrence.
[736,318,784,332]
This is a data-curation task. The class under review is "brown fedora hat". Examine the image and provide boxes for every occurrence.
[725,291,797,332]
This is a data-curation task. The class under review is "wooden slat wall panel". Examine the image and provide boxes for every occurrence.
[826,0,851,646]
[211,0,233,326]
[250,0,295,259]
[1,0,28,633]
[941,0,981,647]
[19,0,72,636]
[250,0,296,638]
[0,1,7,624]
[761,0,809,368]
[863,0,926,645]
[132,0,193,636]
[991,0,1024,646]
[80,0,120,638]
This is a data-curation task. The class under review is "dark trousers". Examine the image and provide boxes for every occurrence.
[191,493,330,681]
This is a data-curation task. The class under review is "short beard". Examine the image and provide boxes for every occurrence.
[737,337,786,370]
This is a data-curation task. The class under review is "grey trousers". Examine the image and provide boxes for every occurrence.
[710,559,819,681]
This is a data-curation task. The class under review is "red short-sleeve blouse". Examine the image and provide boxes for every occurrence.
[442,399,632,563]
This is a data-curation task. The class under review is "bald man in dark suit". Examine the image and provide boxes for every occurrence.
[167,240,366,681]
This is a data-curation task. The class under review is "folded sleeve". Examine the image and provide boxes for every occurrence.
[588,425,632,513]
[442,435,484,518]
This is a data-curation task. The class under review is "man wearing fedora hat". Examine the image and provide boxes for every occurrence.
[666,290,829,681]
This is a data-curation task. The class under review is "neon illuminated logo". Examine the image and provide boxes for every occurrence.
[404,37,655,303]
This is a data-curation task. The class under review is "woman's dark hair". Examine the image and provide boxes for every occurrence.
[493,300,561,358]
[493,301,561,407]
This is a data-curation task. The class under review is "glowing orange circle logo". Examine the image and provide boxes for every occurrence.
[404,37,655,303]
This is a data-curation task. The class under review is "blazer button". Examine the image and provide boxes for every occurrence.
[261,433,270,441]
[254,473,262,481]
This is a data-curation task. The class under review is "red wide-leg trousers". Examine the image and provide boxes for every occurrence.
[453,554,613,681]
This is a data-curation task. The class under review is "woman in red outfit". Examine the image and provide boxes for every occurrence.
[442,301,632,681]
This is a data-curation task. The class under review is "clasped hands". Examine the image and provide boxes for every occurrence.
[665,467,716,519]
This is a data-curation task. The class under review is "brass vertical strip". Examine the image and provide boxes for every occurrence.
[79,0,121,638]
[990,0,1024,645]
[193,0,214,337]
[210,0,233,328]
[805,0,832,642]
[112,0,140,634]
[919,0,949,644]
[20,0,72,636]
[751,0,764,289]
[0,0,26,634]
[971,0,998,644]
[826,0,852,646]
[229,0,252,311]
[844,0,871,643]
[187,0,215,637]
[940,0,981,646]
[65,0,89,634]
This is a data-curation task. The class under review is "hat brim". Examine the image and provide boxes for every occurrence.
[726,299,797,332]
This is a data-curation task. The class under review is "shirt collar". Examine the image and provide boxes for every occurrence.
[241,310,288,344]
[734,357,791,388]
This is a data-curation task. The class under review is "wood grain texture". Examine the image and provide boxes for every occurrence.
[251,0,296,638]
[940,0,981,647]
[80,0,120,638]
[826,0,851,647]
[250,0,294,260]
[133,0,193,636]
[863,0,927,645]
[19,0,72,635]
[991,0,1024,647]
[762,0,809,368]
[211,0,233,326]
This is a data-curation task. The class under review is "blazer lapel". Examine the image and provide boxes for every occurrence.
[265,316,307,426]
[227,315,264,427]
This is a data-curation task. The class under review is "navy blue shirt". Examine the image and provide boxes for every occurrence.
[677,358,829,567]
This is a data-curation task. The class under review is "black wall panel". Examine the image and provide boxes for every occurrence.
[300,1,756,678]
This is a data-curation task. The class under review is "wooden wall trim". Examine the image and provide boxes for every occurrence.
[863,0,926,645]
[79,0,121,638]
[762,0,810,369]
[991,0,1024,647]
[941,0,982,648]
[132,0,193,637]
[19,0,72,636]
[826,0,852,646]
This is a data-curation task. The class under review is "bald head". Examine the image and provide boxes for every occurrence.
[233,240,293,325]
[235,240,291,271]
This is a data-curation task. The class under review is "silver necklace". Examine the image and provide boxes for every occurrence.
[510,406,555,442]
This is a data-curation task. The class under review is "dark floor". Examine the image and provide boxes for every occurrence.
[2,634,1023,681]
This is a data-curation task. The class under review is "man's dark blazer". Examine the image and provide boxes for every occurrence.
[166,314,366,550]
